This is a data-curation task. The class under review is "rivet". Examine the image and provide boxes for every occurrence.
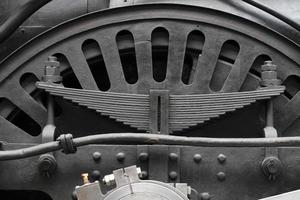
[92,152,102,162]
[217,154,226,164]
[217,172,226,181]
[193,154,202,163]
[91,170,101,181]
[200,192,211,200]
[169,153,178,161]
[169,171,177,180]
[139,171,148,179]
[138,152,149,161]
[116,152,125,162]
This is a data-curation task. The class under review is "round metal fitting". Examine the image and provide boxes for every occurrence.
[38,154,57,177]
[217,172,226,181]
[169,171,178,180]
[200,192,211,200]
[217,154,226,164]
[193,154,202,163]
[169,153,178,161]
[92,152,102,162]
[116,152,125,162]
[261,156,282,181]
[91,170,101,181]
[138,152,149,161]
[139,171,148,179]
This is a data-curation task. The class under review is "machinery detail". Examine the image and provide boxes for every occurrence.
[0,0,300,200]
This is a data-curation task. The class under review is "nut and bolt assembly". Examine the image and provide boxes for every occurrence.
[261,156,282,181]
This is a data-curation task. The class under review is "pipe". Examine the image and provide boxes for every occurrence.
[242,0,300,32]
[0,0,52,44]
[1,133,300,161]
[0,0,299,45]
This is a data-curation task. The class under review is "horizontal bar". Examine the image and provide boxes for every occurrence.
[1,133,300,161]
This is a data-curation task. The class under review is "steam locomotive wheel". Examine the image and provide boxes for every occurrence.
[0,3,300,145]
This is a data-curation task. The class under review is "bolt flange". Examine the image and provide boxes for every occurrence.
[261,156,282,181]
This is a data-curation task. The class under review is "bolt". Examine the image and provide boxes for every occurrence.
[217,172,226,181]
[169,153,178,161]
[169,171,177,180]
[92,152,102,162]
[261,157,282,181]
[260,60,281,87]
[262,60,277,71]
[43,56,62,83]
[138,152,149,161]
[71,190,77,200]
[200,192,211,200]
[193,154,202,163]
[139,171,148,179]
[91,170,101,181]
[116,152,125,162]
[217,154,226,164]
[38,154,57,177]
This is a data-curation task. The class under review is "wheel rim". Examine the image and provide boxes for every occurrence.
[0,4,300,142]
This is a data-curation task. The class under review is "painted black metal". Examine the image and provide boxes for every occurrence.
[0,1,300,200]
[2,133,300,161]
[242,0,300,32]
[0,0,52,44]
[2,144,300,200]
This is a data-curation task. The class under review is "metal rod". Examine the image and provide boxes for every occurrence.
[47,95,55,125]
[265,99,274,127]
[0,0,52,44]
[1,133,300,161]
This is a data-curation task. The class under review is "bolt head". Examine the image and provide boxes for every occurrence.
[44,66,60,76]
[217,154,226,164]
[92,152,102,162]
[217,172,226,181]
[139,171,148,179]
[193,154,202,163]
[261,157,282,181]
[116,152,125,162]
[138,152,149,161]
[91,170,101,181]
[169,171,177,180]
[169,153,178,161]
[200,192,211,200]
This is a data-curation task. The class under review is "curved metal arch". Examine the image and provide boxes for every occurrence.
[0,3,299,139]
[0,3,299,82]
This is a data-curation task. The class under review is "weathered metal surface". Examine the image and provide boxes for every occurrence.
[0,2,300,200]
[1,144,300,200]
[0,0,299,61]
[36,81,285,133]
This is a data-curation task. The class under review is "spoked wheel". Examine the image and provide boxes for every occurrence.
[0,4,300,143]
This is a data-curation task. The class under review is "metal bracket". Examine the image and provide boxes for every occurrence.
[260,61,282,181]
[38,56,62,177]
[149,90,169,134]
